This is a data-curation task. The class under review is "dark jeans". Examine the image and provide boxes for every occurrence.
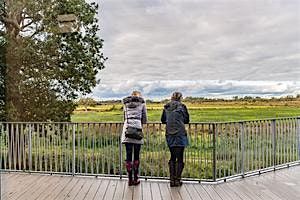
[169,147,184,163]
[125,143,141,162]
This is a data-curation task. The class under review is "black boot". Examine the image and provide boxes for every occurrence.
[133,160,140,185]
[168,160,176,187]
[175,162,184,186]
[126,161,133,186]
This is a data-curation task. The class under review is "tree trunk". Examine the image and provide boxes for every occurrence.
[5,38,23,122]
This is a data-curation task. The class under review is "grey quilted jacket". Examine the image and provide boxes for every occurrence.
[121,96,147,144]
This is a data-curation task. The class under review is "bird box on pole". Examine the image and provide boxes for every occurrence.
[57,14,78,33]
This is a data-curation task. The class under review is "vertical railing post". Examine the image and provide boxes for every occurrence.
[297,117,300,162]
[119,123,123,179]
[72,124,76,176]
[28,124,32,171]
[271,119,276,170]
[212,123,217,181]
[0,123,3,170]
[240,122,245,178]
[8,124,11,170]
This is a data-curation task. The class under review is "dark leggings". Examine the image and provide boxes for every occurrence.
[169,147,184,163]
[125,143,141,162]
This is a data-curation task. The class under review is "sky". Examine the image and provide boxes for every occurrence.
[89,0,300,100]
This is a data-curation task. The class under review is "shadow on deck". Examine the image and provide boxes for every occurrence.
[1,166,300,200]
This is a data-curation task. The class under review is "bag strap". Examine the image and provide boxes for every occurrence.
[125,103,131,124]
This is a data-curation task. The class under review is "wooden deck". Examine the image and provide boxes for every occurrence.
[1,166,300,200]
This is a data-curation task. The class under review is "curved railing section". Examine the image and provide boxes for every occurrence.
[0,117,299,182]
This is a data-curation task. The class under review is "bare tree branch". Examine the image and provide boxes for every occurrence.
[20,19,34,30]
[29,25,44,39]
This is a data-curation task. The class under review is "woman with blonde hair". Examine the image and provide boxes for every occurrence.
[121,91,147,186]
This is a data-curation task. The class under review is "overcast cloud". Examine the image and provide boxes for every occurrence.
[91,0,300,99]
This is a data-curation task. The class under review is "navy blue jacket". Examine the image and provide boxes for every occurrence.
[161,100,189,147]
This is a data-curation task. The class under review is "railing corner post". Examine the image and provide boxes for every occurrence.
[29,124,32,171]
[297,117,300,161]
[72,124,76,176]
[271,119,276,170]
[239,122,245,178]
[119,126,123,179]
[212,123,217,182]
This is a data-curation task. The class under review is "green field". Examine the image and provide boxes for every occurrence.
[72,102,300,122]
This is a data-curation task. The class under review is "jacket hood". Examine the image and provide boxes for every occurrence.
[123,96,145,108]
[164,100,182,111]
[123,96,145,104]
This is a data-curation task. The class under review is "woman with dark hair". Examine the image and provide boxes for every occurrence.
[161,92,189,187]
[121,91,147,186]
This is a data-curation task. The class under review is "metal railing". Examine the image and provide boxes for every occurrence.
[0,117,299,182]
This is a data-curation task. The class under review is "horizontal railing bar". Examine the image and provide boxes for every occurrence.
[0,169,214,182]
[215,161,300,182]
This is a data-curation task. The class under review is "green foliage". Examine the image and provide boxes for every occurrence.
[1,0,105,121]
[184,95,300,103]
[77,98,97,111]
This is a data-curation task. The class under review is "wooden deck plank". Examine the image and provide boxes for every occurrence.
[158,183,172,200]
[247,172,300,200]
[93,179,110,200]
[150,182,162,200]
[73,177,95,200]
[158,182,172,200]
[168,186,183,200]
[132,182,142,200]
[193,184,212,200]
[242,177,282,200]
[202,185,223,200]
[184,184,203,200]
[1,173,15,182]
[113,179,126,200]
[33,176,65,200]
[1,166,300,200]
[103,180,118,200]
[230,180,265,200]
[275,171,300,185]
[52,177,80,200]
[0,173,5,198]
[232,180,270,200]
[9,175,49,200]
[2,174,42,198]
[39,176,73,200]
[177,185,192,200]
[63,178,87,200]
[83,179,102,200]
[22,175,61,200]
[122,183,134,200]
[6,175,44,200]
[142,181,152,200]
[211,184,235,200]
[1,174,27,197]
[214,183,244,200]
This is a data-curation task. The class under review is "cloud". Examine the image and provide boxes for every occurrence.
[90,80,300,100]
[90,0,300,98]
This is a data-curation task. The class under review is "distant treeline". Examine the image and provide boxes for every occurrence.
[182,95,300,103]
[76,94,300,106]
